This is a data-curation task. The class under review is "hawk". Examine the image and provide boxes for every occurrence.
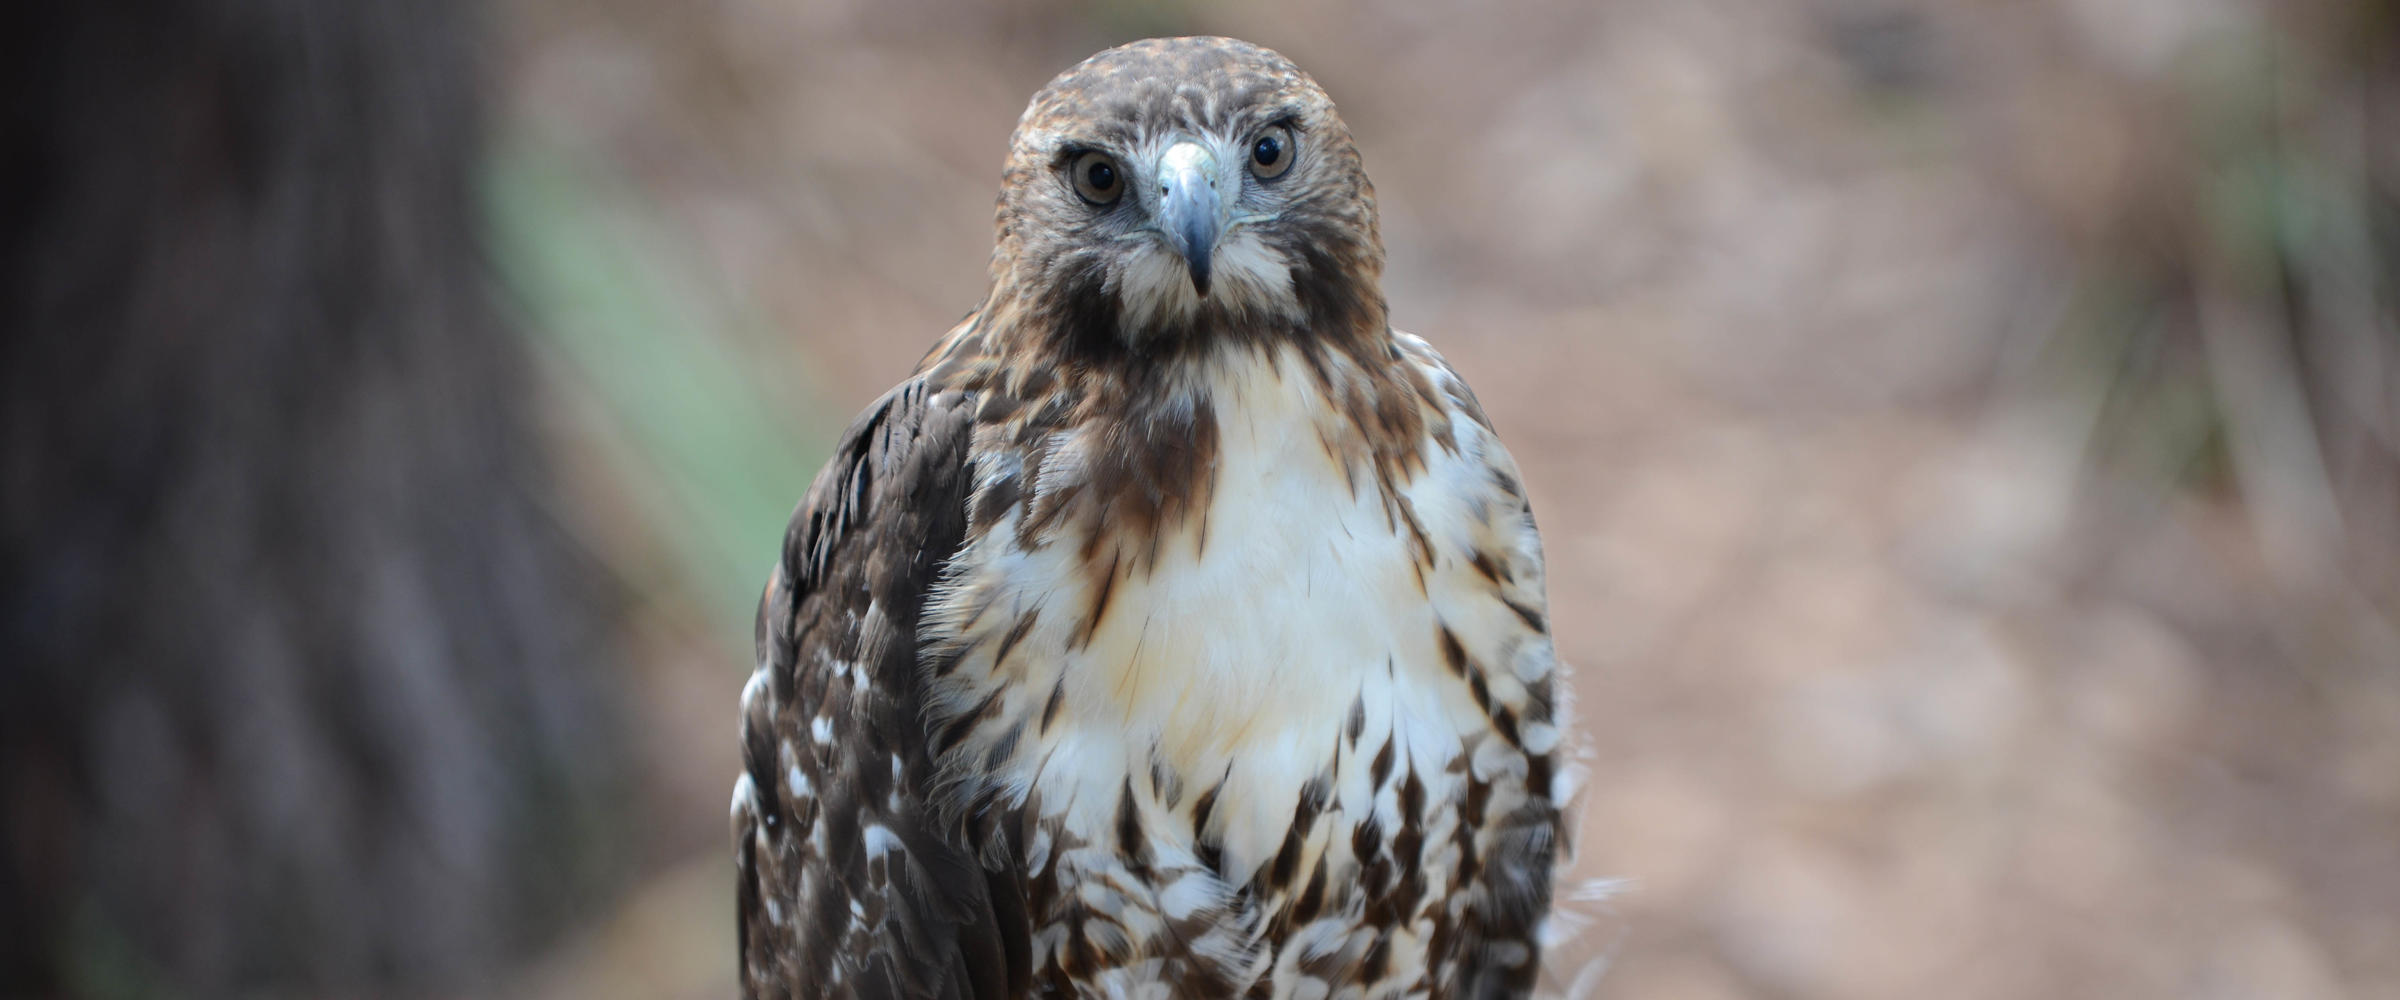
[735,36,1568,999]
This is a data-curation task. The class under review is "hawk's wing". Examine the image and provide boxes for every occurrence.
[734,376,1030,999]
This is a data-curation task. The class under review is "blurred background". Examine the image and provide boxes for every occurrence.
[3,0,2395,997]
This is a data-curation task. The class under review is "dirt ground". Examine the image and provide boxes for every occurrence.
[494,2,2400,998]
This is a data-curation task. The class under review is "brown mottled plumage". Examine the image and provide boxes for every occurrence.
[736,37,1568,999]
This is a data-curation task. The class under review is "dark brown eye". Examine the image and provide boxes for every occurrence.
[1249,126,1292,179]
[1071,151,1122,204]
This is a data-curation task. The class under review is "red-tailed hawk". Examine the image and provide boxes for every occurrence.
[735,36,1568,999]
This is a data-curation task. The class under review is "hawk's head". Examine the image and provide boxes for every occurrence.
[989,37,1385,352]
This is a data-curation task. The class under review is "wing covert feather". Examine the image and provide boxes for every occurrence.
[736,377,1029,1000]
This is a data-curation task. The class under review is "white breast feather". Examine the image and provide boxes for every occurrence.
[921,338,1560,996]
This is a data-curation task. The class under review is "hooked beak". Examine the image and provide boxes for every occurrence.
[1156,142,1222,297]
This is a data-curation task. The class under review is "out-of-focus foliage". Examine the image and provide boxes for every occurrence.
[486,141,823,637]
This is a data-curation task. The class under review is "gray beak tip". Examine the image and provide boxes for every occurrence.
[1185,246,1214,298]
[1168,205,1219,299]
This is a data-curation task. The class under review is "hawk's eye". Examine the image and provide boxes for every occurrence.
[1249,126,1293,179]
[1071,152,1123,204]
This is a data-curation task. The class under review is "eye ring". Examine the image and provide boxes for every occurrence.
[1071,151,1123,204]
[1249,126,1294,179]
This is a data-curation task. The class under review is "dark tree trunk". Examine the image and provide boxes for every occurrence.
[1,0,627,994]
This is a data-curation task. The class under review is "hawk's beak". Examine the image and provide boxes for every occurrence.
[1156,142,1221,298]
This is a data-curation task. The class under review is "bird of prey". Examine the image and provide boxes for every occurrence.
[735,36,1568,1000]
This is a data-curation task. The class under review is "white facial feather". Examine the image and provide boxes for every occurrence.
[1110,229,1301,331]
